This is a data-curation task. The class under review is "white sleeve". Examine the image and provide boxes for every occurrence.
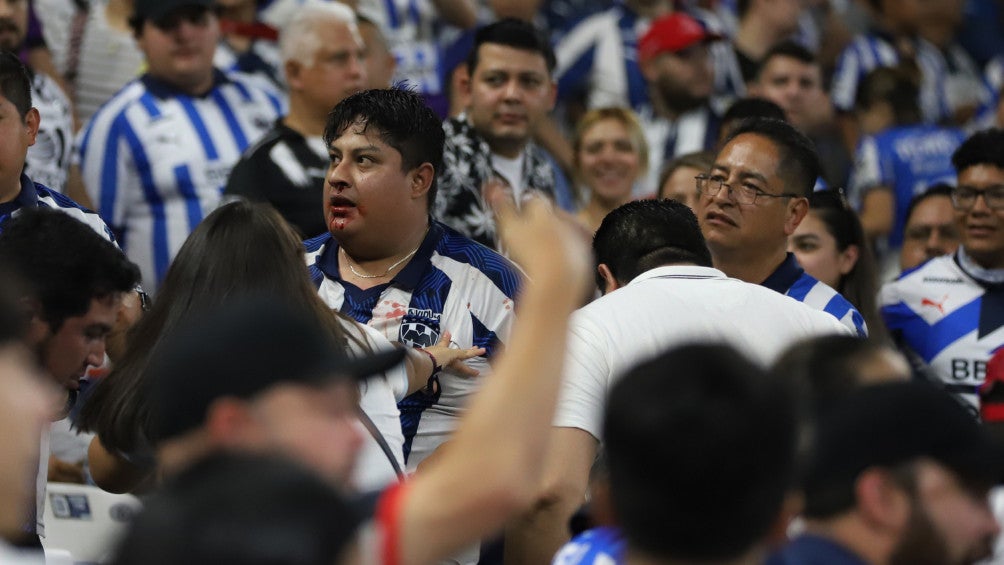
[342,319,410,401]
[848,136,883,210]
[553,313,612,441]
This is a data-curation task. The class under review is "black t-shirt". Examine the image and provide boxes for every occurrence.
[225,119,328,238]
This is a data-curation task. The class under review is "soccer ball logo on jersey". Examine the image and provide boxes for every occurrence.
[399,315,441,348]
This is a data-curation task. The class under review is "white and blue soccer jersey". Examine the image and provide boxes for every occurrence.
[554,5,653,111]
[25,71,73,193]
[76,70,282,293]
[831,33,990,124]
[357,0,446,98]
[848,125,965,249]
[638,103,721,193]
[762,253,868,338]
[0,174,115,244]
[552,527,625,565]
[881,251,1004,414]
[305,220,520,468]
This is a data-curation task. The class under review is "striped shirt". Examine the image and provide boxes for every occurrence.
[0,174,114,243]
[881,249,1004,414]
[554,6,743,113]
[831,33,990,123]
[357,0,446,97]
[762,253,868,338]
[306,220,520,468]
[77,70,282,293]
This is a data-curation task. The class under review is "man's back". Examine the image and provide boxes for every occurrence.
[556,264,851,438]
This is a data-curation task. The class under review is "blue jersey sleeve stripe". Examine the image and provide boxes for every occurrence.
[120,120,171,283]
[786,274,816,301]
[178,97,219,160]
[230,79,252,103]
[172,164,206,234]
[211,89,250,151]
[138,92,161,119]
[821,293,852,322]
[98,115,124,230]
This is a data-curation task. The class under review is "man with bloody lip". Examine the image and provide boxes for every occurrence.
[305,88,521,482]
[881,128,1004,416]
[697,117,867,337]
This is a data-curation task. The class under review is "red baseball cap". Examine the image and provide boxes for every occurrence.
[637,13,722,63]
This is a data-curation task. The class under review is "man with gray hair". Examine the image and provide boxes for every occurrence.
[225,1,366,238]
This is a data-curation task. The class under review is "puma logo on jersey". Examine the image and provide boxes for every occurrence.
[921,294,949,314]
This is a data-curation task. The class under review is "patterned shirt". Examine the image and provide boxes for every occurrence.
[436,116,556,249]
[762,253,869,338]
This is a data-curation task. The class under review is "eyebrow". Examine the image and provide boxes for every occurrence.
[711,164,768,185]
[328,144,383,154]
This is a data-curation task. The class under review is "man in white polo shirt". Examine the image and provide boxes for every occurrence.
[507,199,851,563]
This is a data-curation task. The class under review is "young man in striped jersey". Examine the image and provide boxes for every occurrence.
[881,128,1004,415]
[697,117,868,336]
[77,0,282,293]
[306,88,522,476]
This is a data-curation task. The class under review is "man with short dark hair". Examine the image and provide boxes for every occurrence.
[697,117,867,336]
[508,199,849,563]
[881,128,1004,414]
[306,88,521,473]
[767,381,1001,565]
[78,0,281,293]
[0,208,139,546]
[436,18,558,249]
[605,344,800,565]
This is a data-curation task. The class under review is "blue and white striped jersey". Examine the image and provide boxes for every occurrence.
[0,174,115,244]
[306,220,520,467]
[554,6,742,113]
[26,71,73,193]
[762,253,868,338]
[831,33,990,124]
[881,250,1004,414]
[357,0,446,97]
[77,70,282,293]
[848,125,965,249]
[638,103,721,194]
[552,527,625,565]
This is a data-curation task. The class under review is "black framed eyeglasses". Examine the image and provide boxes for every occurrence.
[695,174,797,206]
[951,185,1004,210]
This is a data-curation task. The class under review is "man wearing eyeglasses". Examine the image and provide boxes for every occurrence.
[881,128,1004,415]
[697,117,867,337]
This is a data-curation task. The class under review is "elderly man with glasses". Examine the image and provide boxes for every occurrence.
[882,128,1004,416]
[696,117,867,337]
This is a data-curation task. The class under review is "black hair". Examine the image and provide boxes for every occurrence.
[952,128,1004,174]
[465,18,556,76]
[0,50,32,117]
[111,453,361,565]
[604,344,798,561]
[723,117,821,197]
[904,183,954,225]
[323,88,444,209]
[0,272,27,346]
[0,209,139,333]
[758,40,816,76]
[719,97,787,142]
[593,199,713,290]
[855,66,921,125]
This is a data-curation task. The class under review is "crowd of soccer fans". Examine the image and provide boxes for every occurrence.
[2,0,1004,563]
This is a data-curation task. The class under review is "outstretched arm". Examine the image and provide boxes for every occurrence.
[396,196,591,565]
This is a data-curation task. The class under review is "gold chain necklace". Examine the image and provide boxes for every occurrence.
[340,245,420,279]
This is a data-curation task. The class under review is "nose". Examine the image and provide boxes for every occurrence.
[86,340,106,369]
[503,78,520,101]
[970,192,993,216]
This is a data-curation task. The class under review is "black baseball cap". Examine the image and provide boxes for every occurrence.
[147,297,404,445]
[133,0,213,24]
[803,381,1004,497]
